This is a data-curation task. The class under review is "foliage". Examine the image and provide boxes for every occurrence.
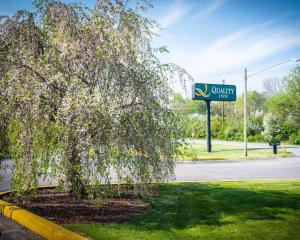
[172,93,206,115]
[0,95,9,156]
[0,0,189,197]
[247,91,267,114]
[263,113,281,142]
[267,67,300,124]
[173,89,271,142]
[284,66,300,126]
[175,68,300,144]
[248,111,264,137]
[266,66,300,142]
[289,131,300,145]
[223,123,243,141]
[247,134,264,142]
[211,116,225,139]
[185,114,206,139]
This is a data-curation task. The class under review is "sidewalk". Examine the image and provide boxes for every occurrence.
[0,215,44,240]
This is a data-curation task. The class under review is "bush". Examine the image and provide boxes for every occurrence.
[248,112,264,136]
[248,134,265,142]
[278,122,298,142]
[182,114,207,139]
[179,111,298,144]
[211,116,225,139]
[184,115,227,140]
[263,113,281,142]
[289,131,300,145]
[224,125,243,141]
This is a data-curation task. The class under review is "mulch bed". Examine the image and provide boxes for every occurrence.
[3,188,151,224]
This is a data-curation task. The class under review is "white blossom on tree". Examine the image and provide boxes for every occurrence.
[0,0,189,197]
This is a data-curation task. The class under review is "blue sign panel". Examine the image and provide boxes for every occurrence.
[192,83,236,101]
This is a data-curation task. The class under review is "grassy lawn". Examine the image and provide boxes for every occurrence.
[176,144,292,160]
[67,180,300,240]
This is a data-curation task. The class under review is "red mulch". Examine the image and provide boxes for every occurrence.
[5,188,151,224]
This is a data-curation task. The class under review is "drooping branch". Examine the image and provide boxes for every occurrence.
[0,0,189,197]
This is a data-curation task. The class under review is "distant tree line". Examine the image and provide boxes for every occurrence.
[173,66,300,144]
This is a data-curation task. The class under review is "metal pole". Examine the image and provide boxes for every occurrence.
[273,145,277,154]
[244,68,248,157]
[242,59,299,157]
[206,100,212,152]
[222,79,225,126]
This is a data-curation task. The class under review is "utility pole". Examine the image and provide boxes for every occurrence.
[222,79,225,126]
[244,68,248,157]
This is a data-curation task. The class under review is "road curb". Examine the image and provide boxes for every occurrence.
[175,153,294,162]
[177,157,226,161]
[0,190,87,240]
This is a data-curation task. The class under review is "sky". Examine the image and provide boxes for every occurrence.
[1,0,300,96]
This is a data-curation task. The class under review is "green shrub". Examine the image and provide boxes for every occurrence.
[224,125,243,141]
[289,131,300,145]
[178,110,298,144]
[248,134,265,142]
[248,112,264,136]
[211,116,225,139]
[278,122,298,142]
[182,114,206,139]
[263,113,281,142]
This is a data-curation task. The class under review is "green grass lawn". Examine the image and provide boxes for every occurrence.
[67,180,300,240]
[176,144,292,160]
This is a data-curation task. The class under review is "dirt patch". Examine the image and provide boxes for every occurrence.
[4,188,151,224]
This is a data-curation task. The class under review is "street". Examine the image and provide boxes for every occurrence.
[175,140,300,181]
[175,156,300,181]
[1,141,300,191]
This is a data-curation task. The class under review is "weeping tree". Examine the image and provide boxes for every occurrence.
[0,0,189,197]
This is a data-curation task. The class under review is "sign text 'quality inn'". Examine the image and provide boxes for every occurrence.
[192,83,236,101]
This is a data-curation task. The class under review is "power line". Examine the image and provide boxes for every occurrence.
[193,70,243,81]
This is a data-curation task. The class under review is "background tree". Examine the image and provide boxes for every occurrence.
[263,113,281,143]
[263,77,283,96]
[0,0,188,197]
[266,66,300,143]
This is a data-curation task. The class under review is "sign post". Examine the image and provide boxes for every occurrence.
[269,140,280,154]
[193,83,237,152]
[206,100,212,152]
[222,79,225,126]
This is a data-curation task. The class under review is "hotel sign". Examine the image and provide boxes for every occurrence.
[192,83,236,101]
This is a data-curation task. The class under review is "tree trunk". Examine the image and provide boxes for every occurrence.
[67,138,85,199]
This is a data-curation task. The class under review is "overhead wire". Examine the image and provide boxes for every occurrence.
[193,70,244,81]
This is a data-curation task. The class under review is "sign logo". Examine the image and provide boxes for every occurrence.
[195,84,210,98]
[192,83,236,101]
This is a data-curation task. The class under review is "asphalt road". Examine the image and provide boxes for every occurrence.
[175,157,300,181]
[175,140,300,181]
[1,141,300,191]
[0,215,44,240]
